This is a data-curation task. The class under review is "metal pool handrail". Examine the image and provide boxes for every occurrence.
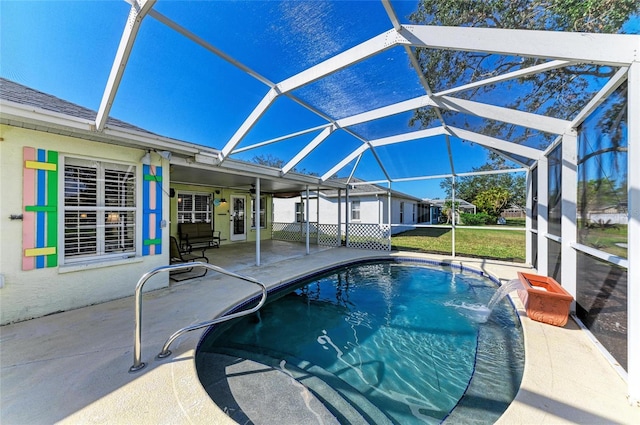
[129,262,267,373]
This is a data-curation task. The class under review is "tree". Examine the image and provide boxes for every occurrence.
[409,0,639,145]
[252,154,285,168]
[474,187,511,223]
[440,154,526,207]
[251,154,318,176]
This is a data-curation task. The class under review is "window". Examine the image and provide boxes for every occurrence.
[412,204,416,222]
[251,196,266,228]
[351,199,361,221]
[177,192,211,223]
[295,202,304,222]
[64,158,136,261]
[399,201,404,224]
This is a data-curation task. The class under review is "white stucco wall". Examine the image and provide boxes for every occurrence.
[0,125,170,324]
[273,193,420,231]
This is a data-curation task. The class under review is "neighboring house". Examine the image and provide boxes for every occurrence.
[501,204,526,218]
[273,178,429,235]
[422,198,477,224]
[0,78,342,324]
[587,203,629,225]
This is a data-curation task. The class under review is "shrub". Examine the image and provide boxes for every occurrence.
[461,212,490,226]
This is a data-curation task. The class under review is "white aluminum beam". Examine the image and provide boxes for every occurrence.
[570,67,629,128]
[96,0,156,131]
[627,61,640,405]
[445,135,456,175]
[435,60,574,97]
[456,167,528,177]
[526,169,533,265]
[277,29,404,94]
[281,125,335,175]
[537,156,549,274]
[401,25,638,66]
[561,130,578,303]
[337,92,568,135]
[434,96,570,135]
[369,127,447,147]
[219,87,279,161]
[381,0,402,31]
[336,95,430,128]
[486,147,531,168]
[233,124,331,154]
[446,126,543,160]
[321,144,369,181]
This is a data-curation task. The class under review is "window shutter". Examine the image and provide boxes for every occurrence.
[142,165,162,256]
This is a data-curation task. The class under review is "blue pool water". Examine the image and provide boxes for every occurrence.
[198,261,524,424]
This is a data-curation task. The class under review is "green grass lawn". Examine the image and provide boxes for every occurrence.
[578,225,628,258]
[392,227,526,263]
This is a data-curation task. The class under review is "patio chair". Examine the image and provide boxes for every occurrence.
[169,236,209,281]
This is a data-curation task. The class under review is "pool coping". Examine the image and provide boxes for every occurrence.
[1,248,638,424]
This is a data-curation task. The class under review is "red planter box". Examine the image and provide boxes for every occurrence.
[517,272,573,327]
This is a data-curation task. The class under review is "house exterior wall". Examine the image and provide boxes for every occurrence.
[273,193,420,234]
[0,125,170,324]
[169,185,272,244]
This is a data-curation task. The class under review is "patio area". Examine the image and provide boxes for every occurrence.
[1,242,637,424]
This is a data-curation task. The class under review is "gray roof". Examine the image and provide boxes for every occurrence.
[425,198,476,208]
[0,78,156,135]
[322,177,423,202]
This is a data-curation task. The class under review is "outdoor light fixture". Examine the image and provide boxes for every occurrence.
[220,198,227,203]
[140,151,151,165]
[155,150,172,160]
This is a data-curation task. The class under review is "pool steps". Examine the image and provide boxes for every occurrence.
[201,346,396,425]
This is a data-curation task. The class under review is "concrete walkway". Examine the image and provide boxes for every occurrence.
[1,244,638,424]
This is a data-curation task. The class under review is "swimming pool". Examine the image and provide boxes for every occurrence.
[197,260,524,424]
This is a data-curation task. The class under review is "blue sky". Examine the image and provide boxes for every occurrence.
[3,0,631,199]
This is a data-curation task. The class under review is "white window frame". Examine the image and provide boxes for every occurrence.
[351,199,361,221]
[177,191,212,224]
[295,202,304,223]
[251,195,266,229]
[62,156,137,264]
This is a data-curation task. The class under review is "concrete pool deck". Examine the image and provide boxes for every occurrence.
[1,243,639,424]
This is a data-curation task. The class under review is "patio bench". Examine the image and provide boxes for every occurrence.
[178,222,220,252]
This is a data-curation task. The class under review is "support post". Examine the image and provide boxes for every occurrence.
[387,181,392,250]
[525,168,533,266]
[345,186,350,247]
[337,189,342,246]
[537,156,549,274]
[627,61,640,405]
[451,176,456,257]
[561,130,578,302]
[305,186,310,255]
[316,185,320,245]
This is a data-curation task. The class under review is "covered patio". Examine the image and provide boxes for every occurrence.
[1,0,639,420]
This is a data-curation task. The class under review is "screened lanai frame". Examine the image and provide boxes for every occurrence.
[96,0,639,405]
